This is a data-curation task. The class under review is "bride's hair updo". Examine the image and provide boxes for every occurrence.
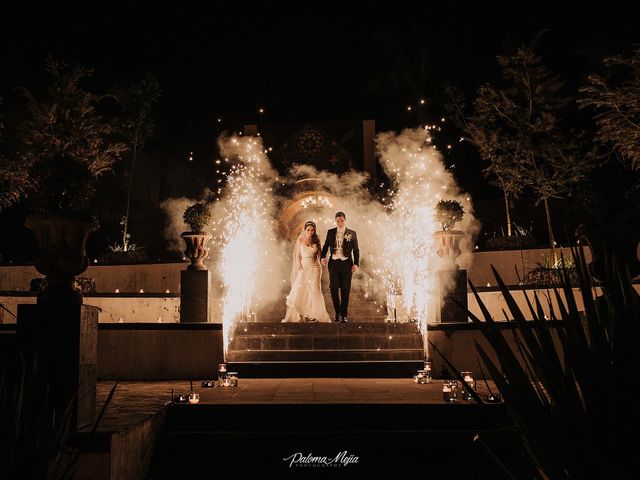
[303,221,322,259]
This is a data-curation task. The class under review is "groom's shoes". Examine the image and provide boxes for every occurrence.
[340,316,348,323]
[335,314,342,323]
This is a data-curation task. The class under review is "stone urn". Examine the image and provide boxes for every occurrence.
[25,213,99,304]
[433,230,465,270]
[181,232,213,270]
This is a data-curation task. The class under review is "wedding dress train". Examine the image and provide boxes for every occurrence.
[282,243,331,323]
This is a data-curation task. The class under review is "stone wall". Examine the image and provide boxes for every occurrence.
[0,246,605,293]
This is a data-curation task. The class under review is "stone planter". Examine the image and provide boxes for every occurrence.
[25,213,99,304]
[433,230,465,270]
[181,232,213,270]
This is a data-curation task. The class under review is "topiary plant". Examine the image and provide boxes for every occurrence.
[434,199,464,231]
[183,202,212,233]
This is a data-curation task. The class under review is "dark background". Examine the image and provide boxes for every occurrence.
[1,3,638,261]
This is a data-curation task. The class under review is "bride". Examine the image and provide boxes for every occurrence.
[282,221,331,323]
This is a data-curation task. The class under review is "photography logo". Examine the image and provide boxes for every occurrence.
[283,451,359,468]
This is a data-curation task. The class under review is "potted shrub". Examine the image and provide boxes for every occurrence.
[11,59,126,303]
[181,202,213,270]
[433,199,465,269]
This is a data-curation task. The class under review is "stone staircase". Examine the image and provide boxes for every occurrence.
[226,322,424,377]
[227,273,424,377]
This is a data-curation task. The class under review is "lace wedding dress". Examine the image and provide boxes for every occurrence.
[282,243,331,322]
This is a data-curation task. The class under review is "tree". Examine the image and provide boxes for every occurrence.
[452,46,592,255]
[15,58,127,213]
[447,86,523,237]
[579,47,640,171]
[0,99,21,209]
[113,73,161,251]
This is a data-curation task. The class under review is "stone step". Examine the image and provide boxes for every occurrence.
[257,310,387,322]
[224,361,425,378]
[232,322,420,335]
[260,301,384,312]
[226,349,424,362]
[228,334,423,351]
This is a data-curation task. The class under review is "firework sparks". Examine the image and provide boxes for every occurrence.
[213,135,279,357]
[375,127,473,358]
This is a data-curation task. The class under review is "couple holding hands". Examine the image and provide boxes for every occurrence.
[283,211,359,323]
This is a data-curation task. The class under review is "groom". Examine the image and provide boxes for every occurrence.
[321,212,359,323]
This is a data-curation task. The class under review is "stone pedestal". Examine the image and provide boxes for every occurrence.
[438,269,468,323]
[180,270,211,323]
[17,304,98,430]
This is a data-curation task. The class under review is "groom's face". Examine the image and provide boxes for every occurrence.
[335,216,345,228]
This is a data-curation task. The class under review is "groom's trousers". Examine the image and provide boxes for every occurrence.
[328,259,353,319]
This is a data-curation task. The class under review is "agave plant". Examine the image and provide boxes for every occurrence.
[465,248,638,479]
[1,349,117,479]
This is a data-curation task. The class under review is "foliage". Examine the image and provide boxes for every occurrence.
[485,222,537,250]
[446,86,523,237]
[577,47,640,240]
[1,98,27,209]
[12,58,127,213]
[434,199,464,231]
[100,243,148,264]
[114,73,161,251]
[450,44,595,251]
[183,202,212,232]
[467,248,638,479]
[522,254,578,287]
[29,276,96,294]
[0,350,70,478]
[579,47,640,171]
[1,348,118,479]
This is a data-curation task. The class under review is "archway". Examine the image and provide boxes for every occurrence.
[279,178,336,239]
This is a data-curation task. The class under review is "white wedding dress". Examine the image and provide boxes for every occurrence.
[282,243,331,323]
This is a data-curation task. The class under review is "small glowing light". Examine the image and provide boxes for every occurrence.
[93,259,98,263]
[407,106,412,111]
[475,245,479,250]
[486,283,491,287]
[215,159,221,164]
[258,107,264,114]
[419,99,425,104]
[217,118,222,123]
[447,145,452,149]
[441,117,446,122]
[115,288,120,293]
[157,317,163,322]
[139,288,144,294]
[165,289,170,294]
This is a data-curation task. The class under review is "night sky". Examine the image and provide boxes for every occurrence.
[3,5,638,138]
[1,4,639,257]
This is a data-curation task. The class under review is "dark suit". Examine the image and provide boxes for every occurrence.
[321,228,359,320]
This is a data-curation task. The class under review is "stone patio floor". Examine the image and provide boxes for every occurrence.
[94,378,497,431]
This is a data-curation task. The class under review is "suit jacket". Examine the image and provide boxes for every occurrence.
[321,227,359,266]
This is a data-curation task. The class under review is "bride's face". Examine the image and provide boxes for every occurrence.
[305,226,315,238]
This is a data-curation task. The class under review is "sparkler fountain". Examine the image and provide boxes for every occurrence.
[375,127,473,360]
[212,136,280,358]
